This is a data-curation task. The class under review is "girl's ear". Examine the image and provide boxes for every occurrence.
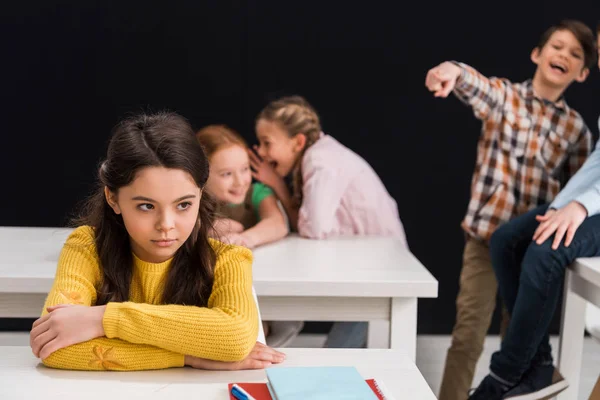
[293,133,307,153]
[104,187,121,214]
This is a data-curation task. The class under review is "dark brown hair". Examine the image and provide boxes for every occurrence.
[256,95,322,206]
[537,19,597,70]
[196,124,248,159]
[76,111,216,307]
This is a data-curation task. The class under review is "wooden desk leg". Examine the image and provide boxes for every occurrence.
[557,269,586,400]
[590,375,600,400]
[388,297,417,362]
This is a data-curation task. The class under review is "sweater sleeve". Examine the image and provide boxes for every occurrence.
[102,241,258,362]
[41,226,185,371]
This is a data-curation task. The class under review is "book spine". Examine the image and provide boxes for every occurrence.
[371,379,396,400]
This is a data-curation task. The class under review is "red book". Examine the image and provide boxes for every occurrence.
[228,378,392,400]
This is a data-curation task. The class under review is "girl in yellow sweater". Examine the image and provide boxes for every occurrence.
[28,111,285,371]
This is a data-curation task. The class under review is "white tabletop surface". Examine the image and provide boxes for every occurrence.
[251,234,437,297]
[0,226,438,297]
[0,347,436,399]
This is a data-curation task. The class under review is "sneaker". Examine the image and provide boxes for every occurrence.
[265,321,304,348]
[468,374,513,400]
[503,365,568,400]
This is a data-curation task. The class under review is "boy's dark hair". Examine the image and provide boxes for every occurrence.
[537,20,597,70]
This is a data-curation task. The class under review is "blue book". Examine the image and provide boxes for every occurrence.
[265,366,379,400]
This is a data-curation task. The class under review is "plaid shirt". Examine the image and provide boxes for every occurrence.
[454,63,592,243]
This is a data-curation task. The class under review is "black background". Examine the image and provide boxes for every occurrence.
[1,1,599,334]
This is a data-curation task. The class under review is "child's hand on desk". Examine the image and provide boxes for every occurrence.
[425,61,462,98]
[184,342,286,370]
[223,233,256,249]
[30,304,106,360]
[213,218,245,235]
[248,147,284,190]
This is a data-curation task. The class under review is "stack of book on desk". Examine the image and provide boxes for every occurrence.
[228,366,395,400]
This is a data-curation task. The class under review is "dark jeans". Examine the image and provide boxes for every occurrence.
[489,204,600,384]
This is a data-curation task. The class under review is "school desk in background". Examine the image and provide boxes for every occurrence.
[228,366,395,400]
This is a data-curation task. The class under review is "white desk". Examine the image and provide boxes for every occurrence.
[0,347,437,399]
[0,227,438,360]
[558,257,600,400]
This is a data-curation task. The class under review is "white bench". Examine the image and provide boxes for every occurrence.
[0,346,436,399]
[0,227,438,361]
[558,257,600,400]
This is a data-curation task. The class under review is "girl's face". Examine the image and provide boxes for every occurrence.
[255,119,305,177]
[105,166,201,263]
[205,145,252,204]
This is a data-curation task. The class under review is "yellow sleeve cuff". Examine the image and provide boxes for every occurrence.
[102,302,122,339]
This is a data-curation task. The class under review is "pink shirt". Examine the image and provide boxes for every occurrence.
[297,134,407,247]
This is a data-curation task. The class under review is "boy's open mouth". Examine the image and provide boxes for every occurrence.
[549,62,567,74]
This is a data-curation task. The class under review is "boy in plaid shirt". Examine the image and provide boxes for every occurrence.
[425,19,597,400]
[467,23,600,400]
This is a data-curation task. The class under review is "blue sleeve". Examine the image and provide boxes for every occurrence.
[550,132,600,216]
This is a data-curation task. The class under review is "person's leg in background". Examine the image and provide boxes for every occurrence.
[488,214,600,397]
[438,237,504,400]
[490,205,549,315]
[265,321,305,348]
[590,375,600,400]
[499,308,510,339]
[323,322,368,348]
[490,204,553,366]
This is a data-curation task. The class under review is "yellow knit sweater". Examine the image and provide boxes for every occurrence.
[41,226,258,371]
